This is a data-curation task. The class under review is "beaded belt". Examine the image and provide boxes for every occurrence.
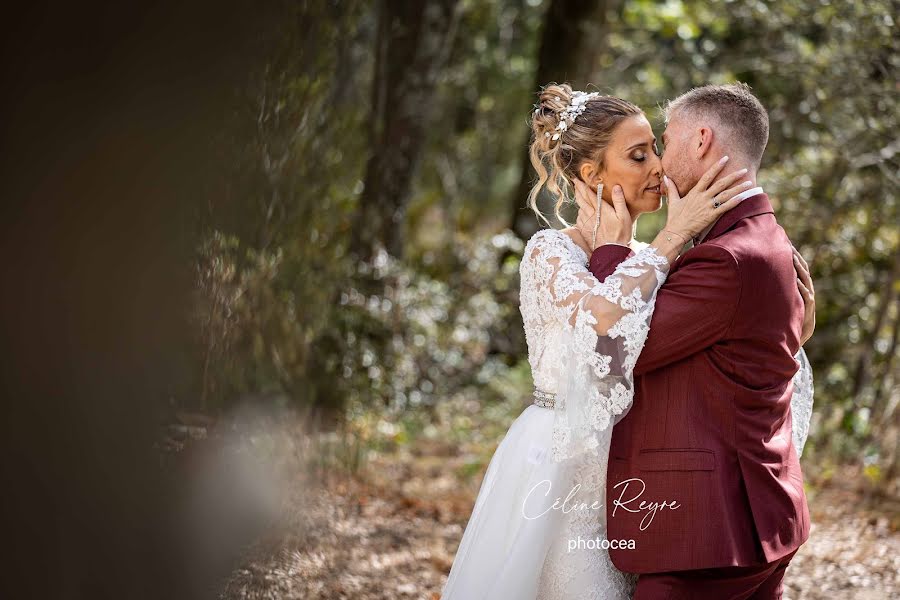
[532,389,556,409]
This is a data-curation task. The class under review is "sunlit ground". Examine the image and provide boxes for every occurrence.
[163,400,900,600]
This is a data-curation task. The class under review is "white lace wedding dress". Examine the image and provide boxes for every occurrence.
[441,228,814,600]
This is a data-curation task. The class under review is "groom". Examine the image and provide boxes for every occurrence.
[585,83,809,598]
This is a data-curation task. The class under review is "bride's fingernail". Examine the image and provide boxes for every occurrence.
[720,155,730,164]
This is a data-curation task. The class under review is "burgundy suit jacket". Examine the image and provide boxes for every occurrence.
[589,193,810,573]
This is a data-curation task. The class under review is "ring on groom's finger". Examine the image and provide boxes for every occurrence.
[713,200,721,208]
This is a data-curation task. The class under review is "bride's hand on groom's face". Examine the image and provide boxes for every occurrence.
[663,156,754,240]
[573,178,632,250]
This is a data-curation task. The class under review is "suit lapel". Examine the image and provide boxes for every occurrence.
[670,193,774,271]
[700,193,774,244]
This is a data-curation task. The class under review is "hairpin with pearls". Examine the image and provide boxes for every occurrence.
[537,91,601,141]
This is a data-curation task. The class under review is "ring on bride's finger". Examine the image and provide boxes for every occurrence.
[713,200,721,208]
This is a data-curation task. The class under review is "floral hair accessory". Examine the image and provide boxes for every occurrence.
[540,90,601,141]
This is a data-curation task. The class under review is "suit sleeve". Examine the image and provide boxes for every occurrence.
[590,243,741,376]
[588,244,633,282]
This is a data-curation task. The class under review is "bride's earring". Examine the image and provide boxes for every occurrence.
[591,181,603,248]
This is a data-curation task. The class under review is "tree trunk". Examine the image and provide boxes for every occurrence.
[870,302,899,430]
[851,249,900,400]
[350,0,463,262]
[509,0,612,240]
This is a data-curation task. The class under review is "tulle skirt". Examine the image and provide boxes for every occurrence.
[441,404,635,600]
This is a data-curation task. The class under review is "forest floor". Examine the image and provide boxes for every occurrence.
[216,418,900,600]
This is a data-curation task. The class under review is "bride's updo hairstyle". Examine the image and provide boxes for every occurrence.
[528,83,642,227]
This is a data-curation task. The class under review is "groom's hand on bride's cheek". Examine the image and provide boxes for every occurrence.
[610,184,629,215]
[573,178,595,241]
[575,178,599,214]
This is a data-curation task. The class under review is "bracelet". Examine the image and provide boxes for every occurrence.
[661,229,690,245]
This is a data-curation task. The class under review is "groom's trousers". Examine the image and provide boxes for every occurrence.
[632,549,798,600]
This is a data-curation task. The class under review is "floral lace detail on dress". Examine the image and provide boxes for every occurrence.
[519,229,669,463]
[536,443,637,600]
[791,346,814,457]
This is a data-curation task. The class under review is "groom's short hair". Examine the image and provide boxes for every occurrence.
[665,82,769,170]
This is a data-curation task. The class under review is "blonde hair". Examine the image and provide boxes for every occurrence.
[527,83,642,227]
[665,82,769,171]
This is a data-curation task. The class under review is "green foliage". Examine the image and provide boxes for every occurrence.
[595,0,899,469]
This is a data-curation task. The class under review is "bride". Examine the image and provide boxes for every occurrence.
[440,84,815,600]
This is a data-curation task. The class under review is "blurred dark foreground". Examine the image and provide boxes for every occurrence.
[0,2,277,598]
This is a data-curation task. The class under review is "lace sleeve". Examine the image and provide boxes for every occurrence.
[791,347,814,457]
[521,231,669,462]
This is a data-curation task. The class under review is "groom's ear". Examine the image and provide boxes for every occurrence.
[696,126,714,160]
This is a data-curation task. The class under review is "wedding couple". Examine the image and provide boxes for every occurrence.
[441,82,815,599]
